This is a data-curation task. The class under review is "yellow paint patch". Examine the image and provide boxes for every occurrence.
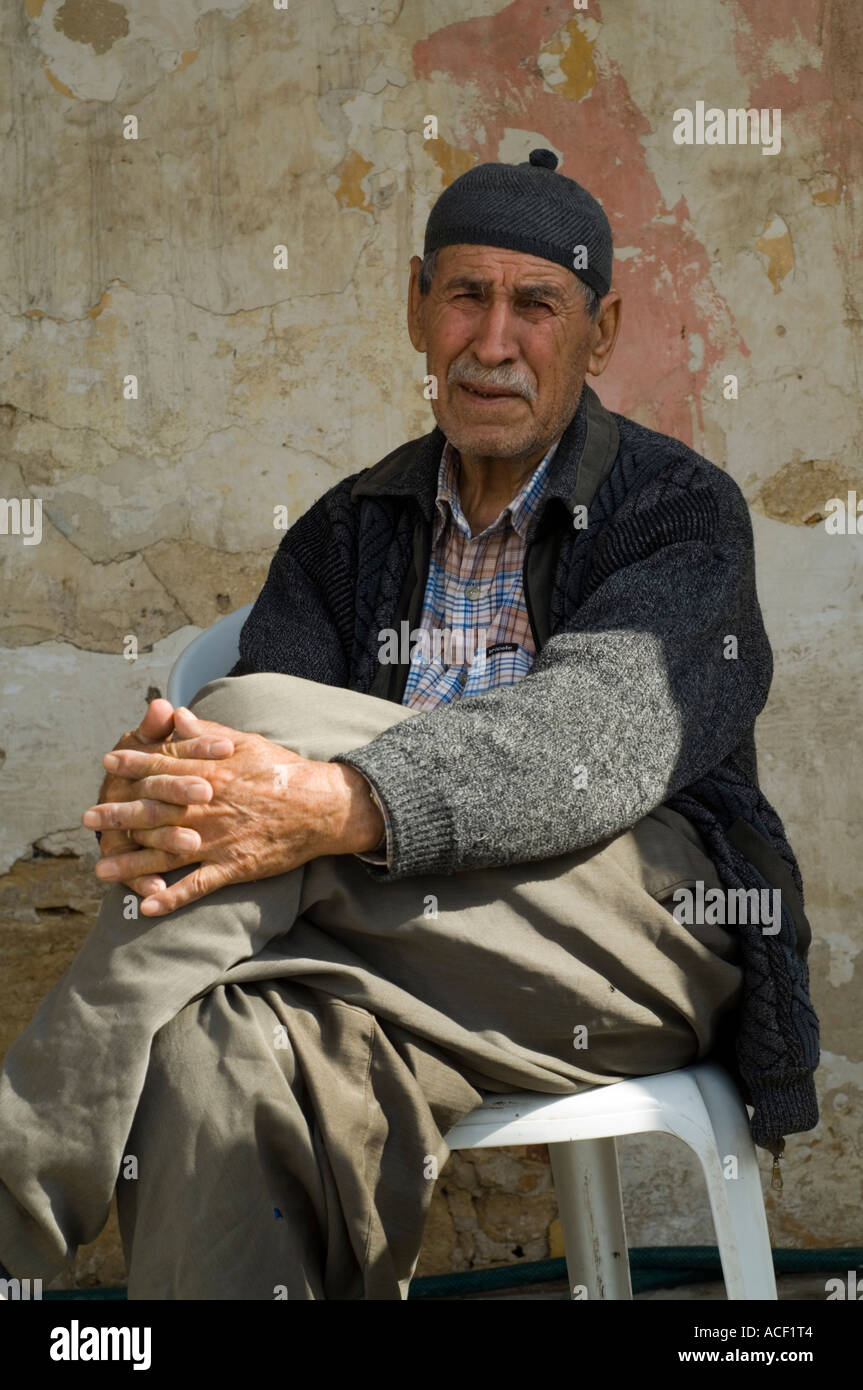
[811,171,842,205]
[427,138,476,189]
[87,284,124,318]
[335,150,373,210]
[755,214,793,293]
[24,281,127,324]
[26,0,46,17]
[540,18,596,101]
[177,49,199,71]
[43,64,78,99]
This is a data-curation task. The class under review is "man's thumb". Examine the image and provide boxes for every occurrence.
[137,697,176,741]
[172,706,203,737]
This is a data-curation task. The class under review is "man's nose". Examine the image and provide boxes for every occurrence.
[469,298,521,363]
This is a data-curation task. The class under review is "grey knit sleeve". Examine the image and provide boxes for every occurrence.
[334,460,773,881]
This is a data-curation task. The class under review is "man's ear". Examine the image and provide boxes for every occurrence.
[587,291,622,378]
[407,254,427,352]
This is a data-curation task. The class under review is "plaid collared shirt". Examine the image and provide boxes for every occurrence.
[401,434,562,709]
[360,432,562,863]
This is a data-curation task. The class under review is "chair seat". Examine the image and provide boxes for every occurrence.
[447,1061,724,1149]
[445,1061,778,1300]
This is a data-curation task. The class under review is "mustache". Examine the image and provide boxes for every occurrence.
[447,361,537,401]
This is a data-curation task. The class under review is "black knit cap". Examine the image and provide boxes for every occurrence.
[423,148,613,297]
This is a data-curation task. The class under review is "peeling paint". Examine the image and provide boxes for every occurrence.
[335,149,374,210]
[822,931,860,989]
[817,1051,863,1094]
[809,170,843,205]
[426,136,477,188]
[53,0,130,55]
[538,17,598,101]
[28,0,256,102]
[413,1,743,442]
[332,0,403,26]
[22,282,126,324]
[755,214,793,293]
[751,456,849,526]
[42,63,78,100]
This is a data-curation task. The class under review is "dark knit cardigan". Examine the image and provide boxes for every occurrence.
[228,382,820,1158]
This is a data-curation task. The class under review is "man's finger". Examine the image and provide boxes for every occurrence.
[127,874,167,897]
[102,749,229,779]
[87,777,212,815]
[83,798,202,838]
[140,863,228,917]
[172,709,236,741]
[138,774,213,803]
[164,734,236,760]
[127,826,203,855]
[107,729,232,764]
[94,846,191,881]
[99,824,134,847]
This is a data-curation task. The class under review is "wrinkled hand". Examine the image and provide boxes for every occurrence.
[86,700,234,901]
[82,708,370,917]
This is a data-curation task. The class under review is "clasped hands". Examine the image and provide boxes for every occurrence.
[82,698,384,917]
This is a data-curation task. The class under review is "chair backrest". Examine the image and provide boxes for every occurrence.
[166,602,254,709]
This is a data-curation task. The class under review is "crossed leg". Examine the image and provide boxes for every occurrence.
[0,673,743,1299]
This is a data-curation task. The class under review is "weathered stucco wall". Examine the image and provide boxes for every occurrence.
[1,0,860,1291]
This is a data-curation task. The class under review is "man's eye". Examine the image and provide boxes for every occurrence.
[454,293,550,309]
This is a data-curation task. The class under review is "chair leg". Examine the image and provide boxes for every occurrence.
[686,1066,778,1300]
[549,1136,632,1300]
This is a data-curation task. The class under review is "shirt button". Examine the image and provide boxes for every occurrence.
[464,582,482,599]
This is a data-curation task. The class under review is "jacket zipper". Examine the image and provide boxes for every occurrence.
[765,1136,785,1192]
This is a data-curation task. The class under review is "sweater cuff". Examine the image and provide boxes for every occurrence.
[348,775,393,869]
[744,1073,820,1151]
[331,740,458,880]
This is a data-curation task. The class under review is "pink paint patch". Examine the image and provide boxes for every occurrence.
[733,0,863,183]
[412,0,747,446]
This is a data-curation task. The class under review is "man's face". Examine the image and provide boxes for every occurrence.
[407,243,620,463]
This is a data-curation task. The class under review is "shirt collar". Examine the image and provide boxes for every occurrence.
[349,383,621,545]
[434,435,563,542]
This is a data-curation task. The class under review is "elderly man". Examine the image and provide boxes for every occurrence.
[0,151,818,1300]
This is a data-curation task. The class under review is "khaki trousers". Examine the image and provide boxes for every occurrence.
[0,674,743,1300]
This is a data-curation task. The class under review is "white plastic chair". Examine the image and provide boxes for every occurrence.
[165,609,778,1301]
[166,603,254,709]
[445,1061,776,1300]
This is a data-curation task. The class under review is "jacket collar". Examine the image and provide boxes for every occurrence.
[350,382,620,540]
